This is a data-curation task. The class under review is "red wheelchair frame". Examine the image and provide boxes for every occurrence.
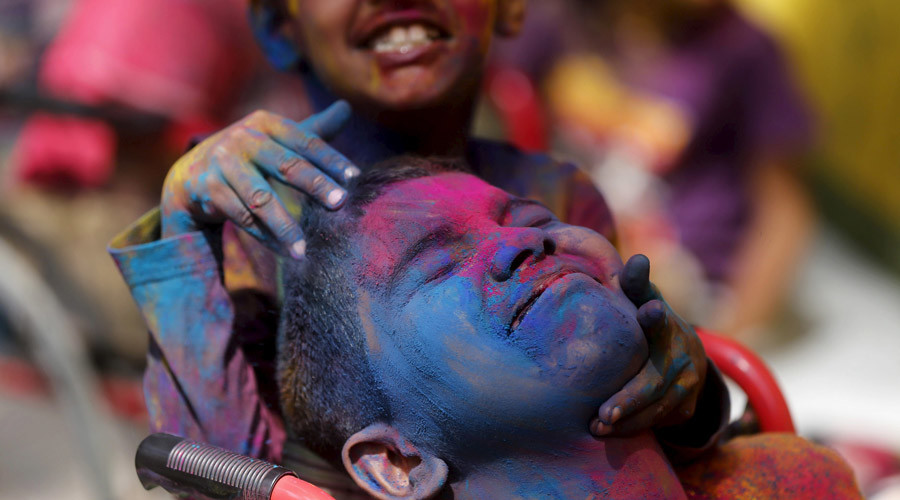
[697,328,795,433]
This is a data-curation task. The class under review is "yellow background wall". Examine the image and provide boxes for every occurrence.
[735,0,900,231]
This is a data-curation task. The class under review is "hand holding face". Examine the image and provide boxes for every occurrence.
[590,254,707,436]
[160,101,361,258]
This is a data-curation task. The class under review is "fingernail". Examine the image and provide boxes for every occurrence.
[591,419,611,436]
[344,166,361,180]
[327,188,347,207]
[610,406,622,424]
[290,240,306,259]
[642,302,666,324]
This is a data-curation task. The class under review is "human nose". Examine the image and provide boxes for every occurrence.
[489,228,556,282]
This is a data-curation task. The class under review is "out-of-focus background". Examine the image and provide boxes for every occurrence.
[0,0,897,498]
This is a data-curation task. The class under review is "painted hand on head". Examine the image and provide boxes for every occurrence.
[160,101,361,258]
[590,254,707,437]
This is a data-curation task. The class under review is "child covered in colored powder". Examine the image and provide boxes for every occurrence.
[270,157,859,499]
[112,0,717,474]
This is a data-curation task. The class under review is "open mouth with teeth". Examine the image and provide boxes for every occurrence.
[364,22,450,54]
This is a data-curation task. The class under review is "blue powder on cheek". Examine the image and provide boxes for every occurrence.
[354,212,642,462]
[366,273,607,465]
[365,278,518,453]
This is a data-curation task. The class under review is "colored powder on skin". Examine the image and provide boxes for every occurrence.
[277,170,792,497]
[345,174,649,466]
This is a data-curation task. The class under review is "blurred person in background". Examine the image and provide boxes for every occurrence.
[1,0,312,368]
[526,1,900,496]
[0,1,312,497]
[536,0,815,339]
[731,2,900,496]
[733,0,900,276]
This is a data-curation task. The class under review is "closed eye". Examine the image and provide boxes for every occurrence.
[524,216,555,228]
[424,259,457,284]
[514,209,558,229]
[502,198,559,229]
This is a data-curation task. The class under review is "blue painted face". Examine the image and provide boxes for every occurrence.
[348,173,648,465]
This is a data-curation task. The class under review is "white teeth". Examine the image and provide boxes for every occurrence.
[371,23,440,54]
[389,26,406,44]
[408,24,427,42]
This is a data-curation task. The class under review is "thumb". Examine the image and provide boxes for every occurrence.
[305,100,352,139]
[621,254,659,305]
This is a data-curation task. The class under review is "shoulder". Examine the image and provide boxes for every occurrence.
[468,138,579,193]
[468,139,616,240]
[679,434,863,499]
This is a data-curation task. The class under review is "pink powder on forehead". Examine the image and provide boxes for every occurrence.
[355,173,508,280]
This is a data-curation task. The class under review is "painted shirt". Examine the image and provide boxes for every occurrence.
[109,139,621,463]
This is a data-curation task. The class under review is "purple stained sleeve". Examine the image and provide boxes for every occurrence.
[108,210,285,462]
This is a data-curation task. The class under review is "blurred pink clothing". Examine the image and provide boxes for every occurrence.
[15,0,258,188]
[41,0,256,117]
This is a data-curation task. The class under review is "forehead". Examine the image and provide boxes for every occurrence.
[364,172,505,222]
[353,173,508,273]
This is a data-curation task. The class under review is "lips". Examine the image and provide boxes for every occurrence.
[509,270,576,332]
[351,9,452,52]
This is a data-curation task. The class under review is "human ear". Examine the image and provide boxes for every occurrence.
[342,423,448,500]
[495,0,527,38]
[248,5,303,70]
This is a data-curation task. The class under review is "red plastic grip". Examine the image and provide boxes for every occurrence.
[697,328,796,434]
[271,475,337,500]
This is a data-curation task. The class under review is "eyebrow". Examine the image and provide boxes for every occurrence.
[499,198,555,222]
[387,222,461,287]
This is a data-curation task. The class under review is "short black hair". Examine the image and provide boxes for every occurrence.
[278,156,470,465]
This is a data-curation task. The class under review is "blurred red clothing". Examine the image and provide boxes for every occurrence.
[41,0,256,117]
[14,0,258,189]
